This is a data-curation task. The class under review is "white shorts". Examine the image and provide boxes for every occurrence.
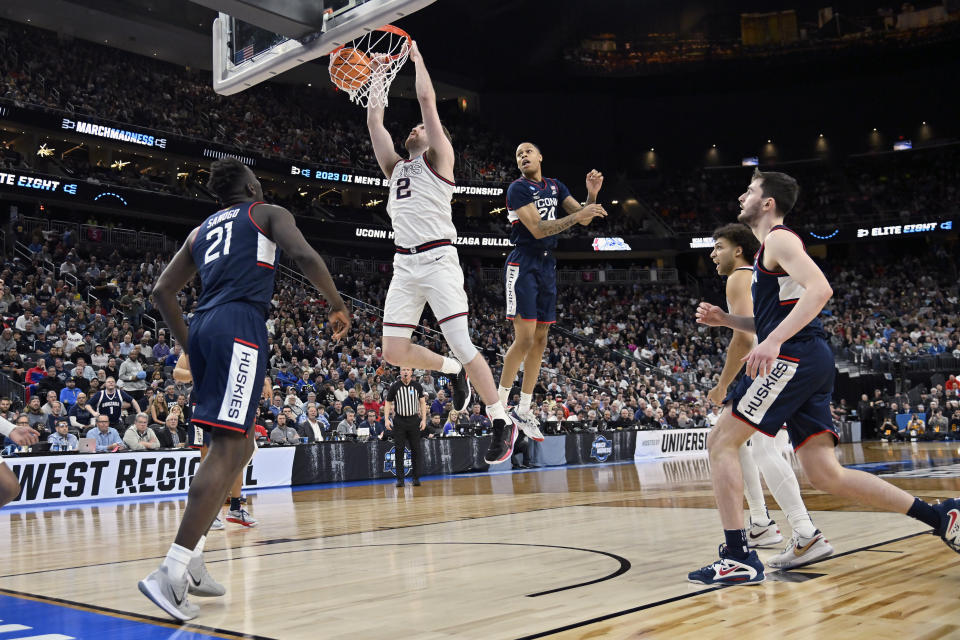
[383,246,469,339]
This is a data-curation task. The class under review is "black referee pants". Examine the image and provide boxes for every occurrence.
[392,415,422,480]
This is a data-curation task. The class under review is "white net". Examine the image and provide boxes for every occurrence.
[327,25,410,108]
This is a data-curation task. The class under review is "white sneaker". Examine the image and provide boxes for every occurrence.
[209,516,224,531]
[138,565,200,621]
[747,517,784,548]
[510,409,544,442]
[766,529,835,569]
[226,508,257,527]
[186,554,226,597]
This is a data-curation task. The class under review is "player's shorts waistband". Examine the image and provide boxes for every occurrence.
[395,239,452,255]
[510,245,555,258]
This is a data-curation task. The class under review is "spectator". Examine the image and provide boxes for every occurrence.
[69,392,95,431]
[270,413,300,444]
[59,377,80,411]
[118,349,147,400]
[297,404,325,442]
[337,409,358,436]
[155,413,187,449]
[86,415,125,452]
[48,418,78,451]
[149,393,169,426]
[87,376,140,428]
[123,413,161,450]
[23,396,46,431]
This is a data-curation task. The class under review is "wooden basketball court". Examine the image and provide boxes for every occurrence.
[1,441,958,639]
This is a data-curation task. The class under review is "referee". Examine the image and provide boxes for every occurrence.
[384,367,427,487]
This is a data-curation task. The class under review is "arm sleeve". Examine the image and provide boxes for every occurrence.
[506,181,536,211]
[384,383,397,403]
[417,383,426,399]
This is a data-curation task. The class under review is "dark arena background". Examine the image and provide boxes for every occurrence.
[0,0,958,637]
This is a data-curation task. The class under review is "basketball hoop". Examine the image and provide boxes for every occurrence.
[328,25,410,108]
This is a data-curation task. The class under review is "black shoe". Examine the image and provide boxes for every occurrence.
[451,363,472,413]
[484,416,517,464]
[396,480,405,487]
[412,479,421,486]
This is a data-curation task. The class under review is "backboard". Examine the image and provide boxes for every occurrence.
[194,0,438,95]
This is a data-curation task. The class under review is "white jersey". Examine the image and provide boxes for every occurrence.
[386,154,457,248]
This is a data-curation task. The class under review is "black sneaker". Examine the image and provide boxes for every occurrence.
[484,415,517,464]
[451,363,472,413]
[396,479,405,487]
[412,478,421,486]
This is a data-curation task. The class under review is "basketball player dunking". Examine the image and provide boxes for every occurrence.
[709,222,833,569]
[366,41,516,464]
[497,143,606,440]
[689,170,959,585]
[139,158,350,620]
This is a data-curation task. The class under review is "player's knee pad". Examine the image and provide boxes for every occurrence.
[440,316,478,363]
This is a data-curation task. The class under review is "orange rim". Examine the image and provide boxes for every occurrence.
[329,24,411,62]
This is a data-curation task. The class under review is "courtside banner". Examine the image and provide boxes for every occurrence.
[6,447,294,505]
[634,428,710,459]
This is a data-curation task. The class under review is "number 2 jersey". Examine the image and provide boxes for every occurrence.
[386,154,457,248]
[191,201,279,317]
[506,177,571,252]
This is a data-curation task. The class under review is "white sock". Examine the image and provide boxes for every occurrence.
[498,386,511,406]
[163,543,193,582]
[519,392,532,413]
[486,402,507,421]
[440,357,462,375]
[739,443,769,523]
[193,535,206,557]
[752,433,817,538]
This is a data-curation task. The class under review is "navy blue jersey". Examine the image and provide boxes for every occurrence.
[506,177,572,251]
[191,201,278,316]
[752,225,826,344]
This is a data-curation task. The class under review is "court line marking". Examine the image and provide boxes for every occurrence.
[202,541,631,598]
[0,500,635,580]
[513,530,931,639]
[0,587,276,640]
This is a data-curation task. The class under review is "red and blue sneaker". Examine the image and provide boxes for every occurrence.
[933,498,960,554]
[688,544,765,585]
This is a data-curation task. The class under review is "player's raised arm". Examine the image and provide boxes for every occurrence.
[255,204,351,341]
[562,169,604,211]
[409,42,454,181]
[366,72,402,178]
[151,228,199,353]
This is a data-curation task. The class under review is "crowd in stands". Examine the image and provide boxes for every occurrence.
[0,20,514,183]
[822,245,960,369]
[565,16,960,76]
[641,144,960,235]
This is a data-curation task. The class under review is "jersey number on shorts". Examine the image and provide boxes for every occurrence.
[395,177,412,200]
[203,221,234,265]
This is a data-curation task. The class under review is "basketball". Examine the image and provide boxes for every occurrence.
[329,47,372,91]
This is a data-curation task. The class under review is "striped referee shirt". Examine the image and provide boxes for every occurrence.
[386,379,425,417]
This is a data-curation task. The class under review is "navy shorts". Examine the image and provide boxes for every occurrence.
[188,302,267,436]
[727,337,838,450]
[504,248,557,323]
[185,420,211,449]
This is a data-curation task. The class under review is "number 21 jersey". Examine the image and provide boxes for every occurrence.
[386,154,457,248]
[191,201,279,316]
